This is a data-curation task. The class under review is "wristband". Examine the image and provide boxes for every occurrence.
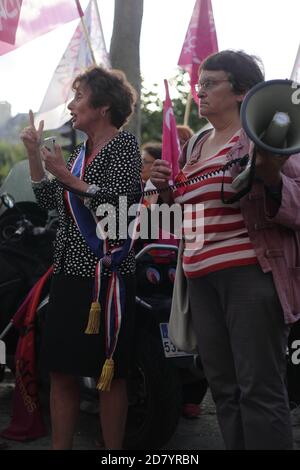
[84,184,100,208]
[86,184,100,195]
[31,175,48,187]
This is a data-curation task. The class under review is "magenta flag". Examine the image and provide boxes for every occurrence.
[162,79,180,182]
[178,0,218,101]
[0,0,23,45]
[0,0,83,56]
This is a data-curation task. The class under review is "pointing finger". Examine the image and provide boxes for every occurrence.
[29,110,35,128]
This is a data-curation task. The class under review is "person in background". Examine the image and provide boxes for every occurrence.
[141,142,162,185]
[20,66,141,450]
[151,50,300,449]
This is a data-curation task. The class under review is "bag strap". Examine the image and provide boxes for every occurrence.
[186,128,212,163]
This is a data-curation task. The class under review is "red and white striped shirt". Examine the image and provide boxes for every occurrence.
[174,132,257,278]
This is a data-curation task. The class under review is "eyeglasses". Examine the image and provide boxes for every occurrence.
[195,79,231,93]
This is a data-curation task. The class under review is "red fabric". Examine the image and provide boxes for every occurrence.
[0,266,53,441]
[0,0,82,56]
[0,0,23,45]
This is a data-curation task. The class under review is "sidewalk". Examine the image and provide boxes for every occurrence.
[1,372,300,450]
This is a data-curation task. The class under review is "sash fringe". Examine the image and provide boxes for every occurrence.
[85,301,101,334]
[97,358,114,391]
[66,143,143,388]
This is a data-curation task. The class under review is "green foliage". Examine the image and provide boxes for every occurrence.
[0,141,25,183]
[0,70,207,184]
[141,69,207,144]
[141,83,163,143]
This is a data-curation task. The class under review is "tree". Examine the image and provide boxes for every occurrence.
[141,82,163,143]
[109,0,144,142]
[141,70,207,143]
[0,142,25,183]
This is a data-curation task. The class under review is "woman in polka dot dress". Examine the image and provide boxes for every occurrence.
[20,66,142,450]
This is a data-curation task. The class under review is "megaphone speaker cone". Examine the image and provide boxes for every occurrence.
[241,79,300,156]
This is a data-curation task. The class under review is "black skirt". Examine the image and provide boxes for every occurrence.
[40,273,136,378]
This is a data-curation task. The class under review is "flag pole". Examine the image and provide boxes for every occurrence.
[92,0,109,54]
[184,91,192,125]
[76,0,97,65]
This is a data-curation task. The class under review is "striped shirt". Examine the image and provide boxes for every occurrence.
[174,131,257,278]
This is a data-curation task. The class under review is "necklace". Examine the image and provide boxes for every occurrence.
[89,131,119,155]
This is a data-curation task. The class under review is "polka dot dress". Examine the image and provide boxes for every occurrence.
[33,131,142,277]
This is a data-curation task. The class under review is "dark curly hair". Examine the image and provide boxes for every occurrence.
[72,66,137,129]
[200,50,265,95]
[141,142,162,160]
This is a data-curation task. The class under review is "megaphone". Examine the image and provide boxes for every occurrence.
[241,79,300,156]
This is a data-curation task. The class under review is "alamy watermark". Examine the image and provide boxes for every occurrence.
[95,196,205,252]
[290,340,300,365]
[291,79,300,105]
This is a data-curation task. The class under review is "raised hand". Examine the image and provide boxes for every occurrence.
[20,110,44,157]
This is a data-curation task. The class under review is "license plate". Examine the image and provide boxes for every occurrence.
[159,323,193,358]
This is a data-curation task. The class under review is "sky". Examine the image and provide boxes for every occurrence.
[0,0,299,117]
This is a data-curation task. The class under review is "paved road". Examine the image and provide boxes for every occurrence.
[1,371,300,451]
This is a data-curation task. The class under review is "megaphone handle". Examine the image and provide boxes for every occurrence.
[231,165,251,190]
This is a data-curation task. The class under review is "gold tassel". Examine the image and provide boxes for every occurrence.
[85,301,101,334]
[97,358,114,391]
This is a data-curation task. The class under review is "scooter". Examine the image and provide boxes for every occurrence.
[0,192,56,374]
[33,241,208,449]
[0,189,207,449]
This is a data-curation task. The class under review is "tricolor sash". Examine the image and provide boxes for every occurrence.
[65,143,142,391]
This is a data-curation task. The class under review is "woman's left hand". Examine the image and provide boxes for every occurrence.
[40,144,68,180]
[250,142,290,186]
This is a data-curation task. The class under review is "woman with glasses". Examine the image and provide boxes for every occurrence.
[150,50,300,449]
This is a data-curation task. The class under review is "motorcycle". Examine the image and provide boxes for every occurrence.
[34,241,208,449]
[0,164,207,449]
[0,192,56,375]
[2,163,297,448]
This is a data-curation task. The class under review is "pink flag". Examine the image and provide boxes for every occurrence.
[178,0,218,101]
[162,79,180,182]
[0,0,83,56]
[0,0,23,45]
